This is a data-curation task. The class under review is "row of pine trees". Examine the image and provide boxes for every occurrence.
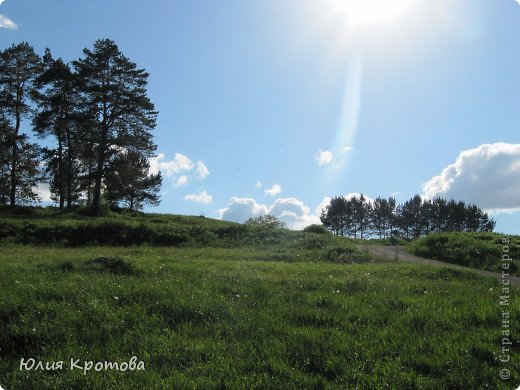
[0,39,162,213]
[320,194,496,239]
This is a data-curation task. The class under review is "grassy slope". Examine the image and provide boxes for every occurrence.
[408,232,520,276]
[0,209,518,388]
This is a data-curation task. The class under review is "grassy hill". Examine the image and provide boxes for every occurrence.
[408,232,520,276]
[0,207,518,388]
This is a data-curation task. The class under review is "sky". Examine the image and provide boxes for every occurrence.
[0,0,519,233]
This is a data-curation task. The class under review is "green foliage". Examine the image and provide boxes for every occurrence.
[0,207,354,251]
[409,232,520,276]
[324,245,375,263]
[0,42,42,206]
[321,194,495,239]
[74,39,158,213]
[244,214,285,229]
[0,40,163,211]
[104,150,162,211]
[32,49,83,209]
[303,224,328,234]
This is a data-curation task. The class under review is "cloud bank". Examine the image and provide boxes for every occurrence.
[218,192,376,230]
[219,195,337,229]
[422,143,520,213]
[218,197,270,224]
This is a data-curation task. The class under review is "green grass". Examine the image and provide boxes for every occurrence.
[0,208,518,388]
[408,232,520,276]
[0,245,518,388]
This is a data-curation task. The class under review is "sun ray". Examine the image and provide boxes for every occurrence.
[335,49,362,156]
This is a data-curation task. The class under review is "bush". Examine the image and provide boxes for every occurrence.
[325,247,357,263]
[409,232,520,276]
[299,235,327,249]
[244,215,285,229]
[0,220,192,247]
[188,226,217,246]
[303,224,328,234]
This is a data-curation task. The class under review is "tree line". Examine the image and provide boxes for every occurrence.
[0,39,162,214]
[320,194,496,239]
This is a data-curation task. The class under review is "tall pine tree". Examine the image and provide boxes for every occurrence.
[74,39,158,214]
[0,42,42,205]
[33,49,83,208]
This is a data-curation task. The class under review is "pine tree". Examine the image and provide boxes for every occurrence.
[74,39,158,214]
[104,150,162,211]
[33,49,83,208]
[0,42,42,205]
[352,194,371,239]
[371,197,385,239]
[321,196,348,236]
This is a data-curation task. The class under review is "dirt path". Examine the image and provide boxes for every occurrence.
[360,244,520,286]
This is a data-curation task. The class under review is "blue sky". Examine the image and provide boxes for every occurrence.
[1,0,519,233]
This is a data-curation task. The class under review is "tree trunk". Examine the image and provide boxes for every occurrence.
[9,98,21,206]
[91,153,104,214]
[9,135,17,206]
[65,126,73,209]
[58,131,65,209]
[91,128,107,214]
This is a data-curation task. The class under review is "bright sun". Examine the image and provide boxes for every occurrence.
[334,0,414,27]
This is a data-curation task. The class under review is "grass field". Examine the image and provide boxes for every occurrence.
[0,209,518,388]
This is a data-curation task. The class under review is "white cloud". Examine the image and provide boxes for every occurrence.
[342,146,354,154]
[315,149,333,166]
[422,143,520,213]
[269,198,319,229]
[255,181,262,189]
[150,153,193,178]
[175,175,189,187]
[270,198,309,217]
[196,161,209,179]
[264,184,282,197]
[219,196,329,229]
[0,14,17,30]
[218,197,269,223]
[219,188,387,230]
[184,190,213,205]
[516,0,520,6]
[218,193,380,230]
[150,152,209,187]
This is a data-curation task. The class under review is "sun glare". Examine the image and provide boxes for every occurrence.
[334,0,414,27]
